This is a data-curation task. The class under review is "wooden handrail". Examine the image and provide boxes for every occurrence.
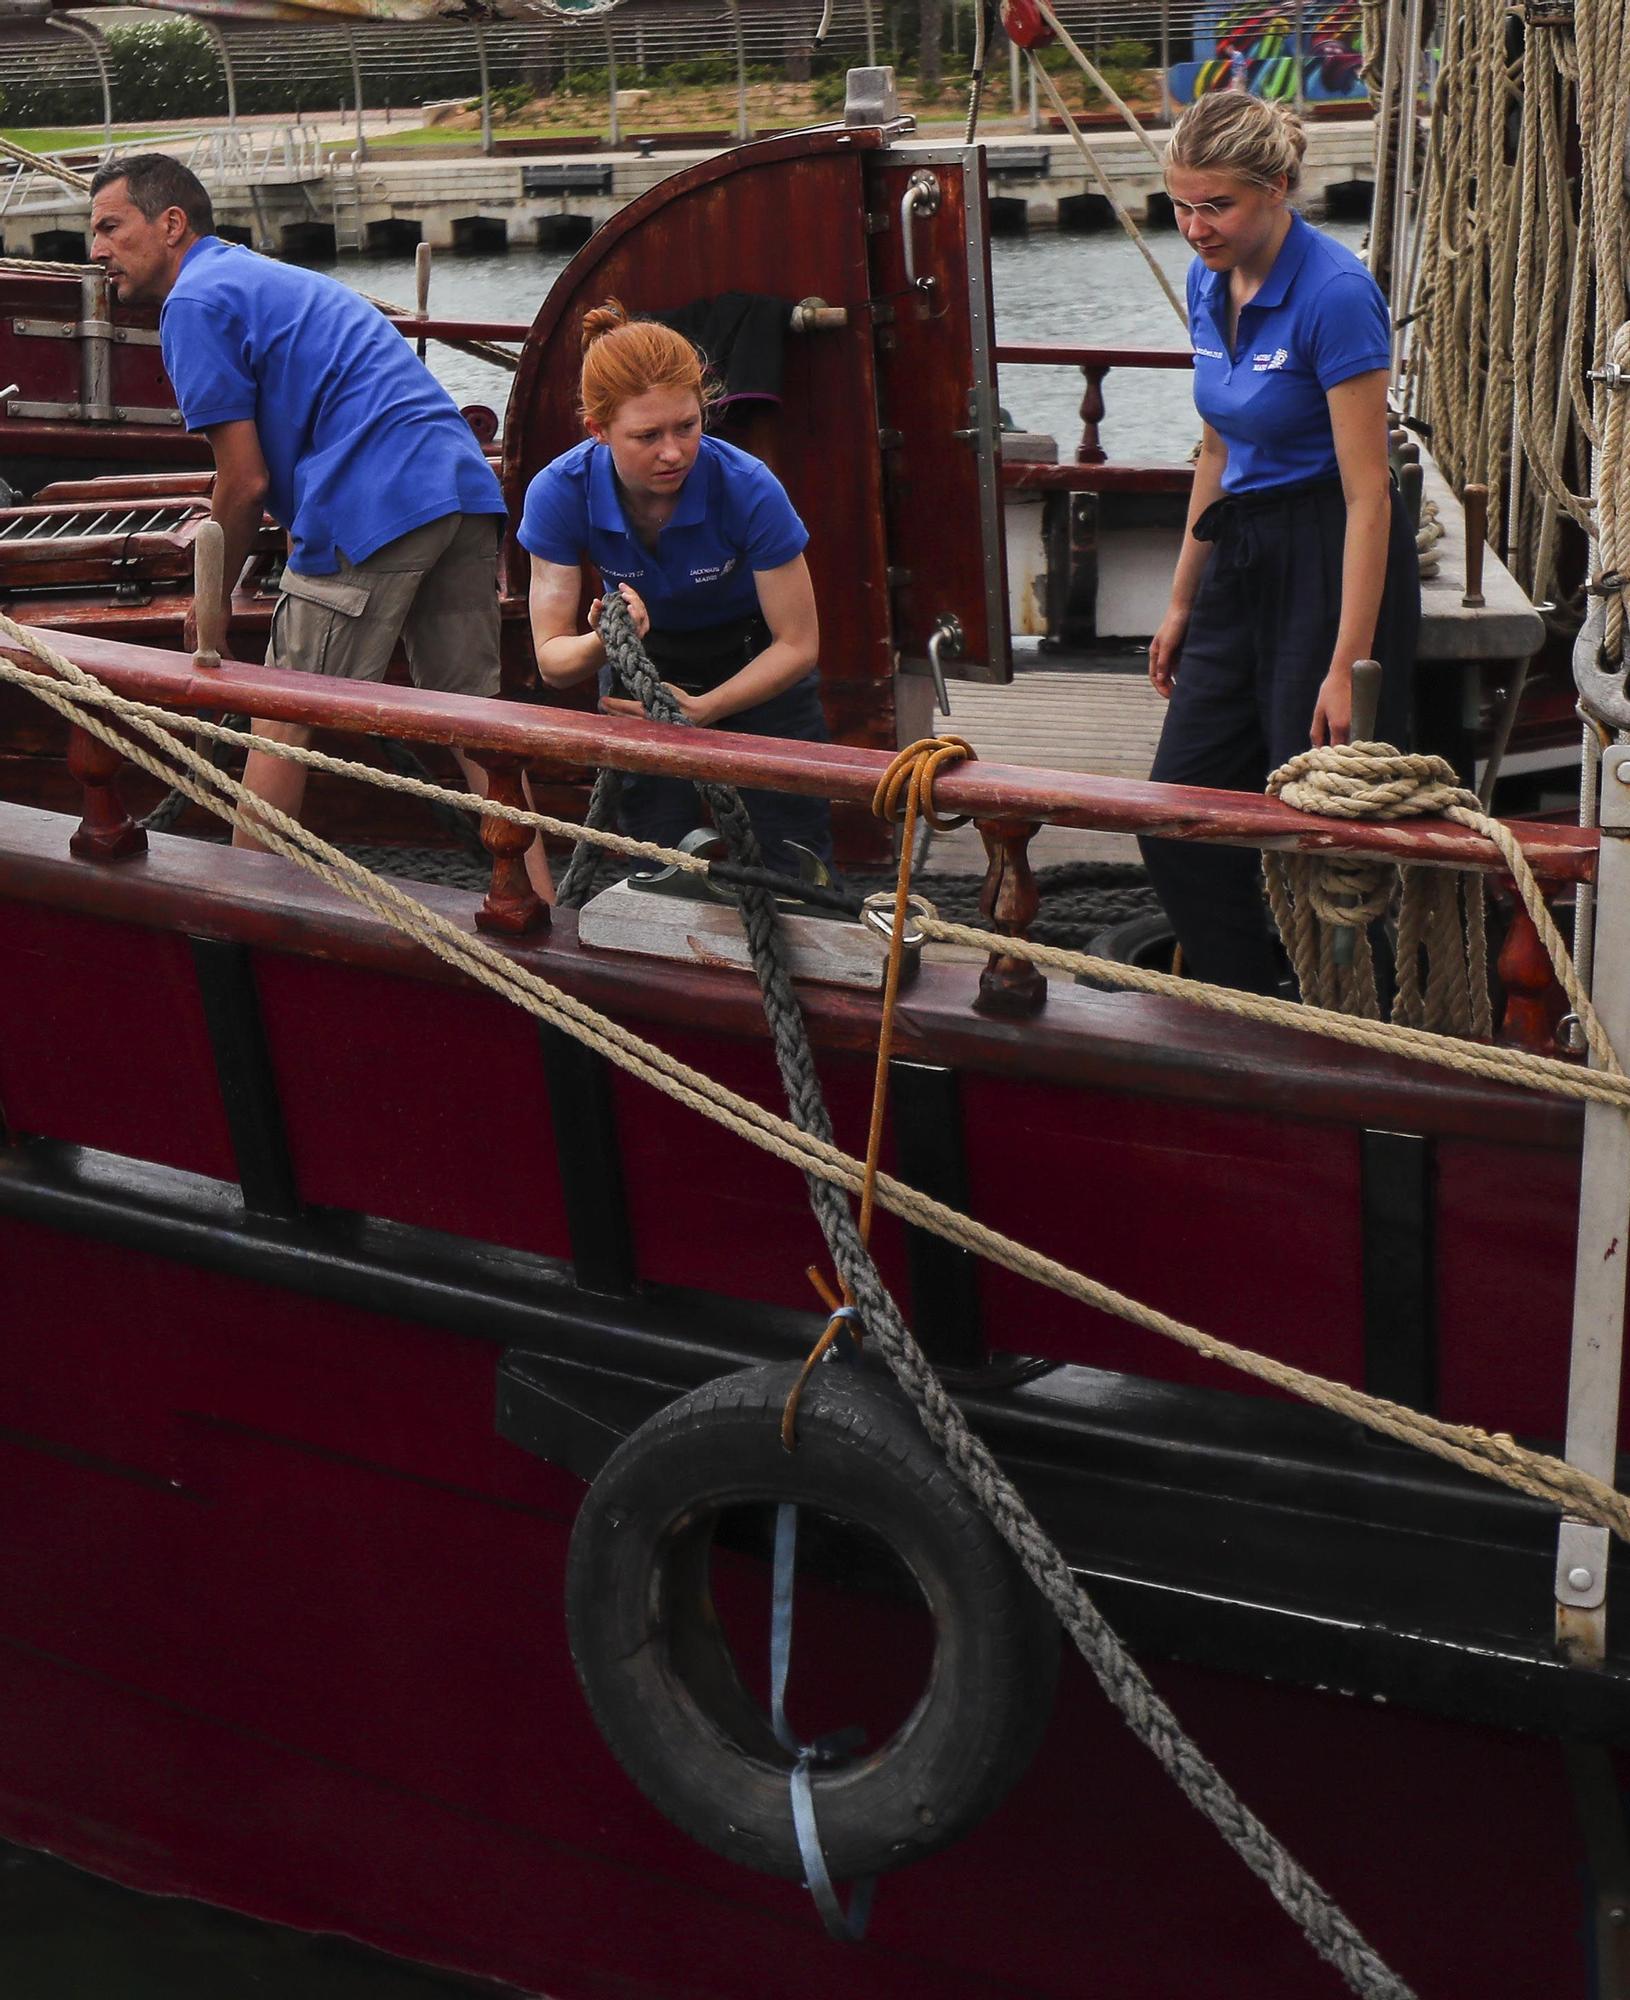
[1000,462,1193,493]
[386,315,530,342]
[384,331,1201,370]
[5,631,1598,883]
[993,344,1195,370]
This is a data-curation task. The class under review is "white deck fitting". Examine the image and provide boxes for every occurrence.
[925,669,1167,872]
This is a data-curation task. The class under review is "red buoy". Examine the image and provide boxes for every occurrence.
[1001,0,1058,50]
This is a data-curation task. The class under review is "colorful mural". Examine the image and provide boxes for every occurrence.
[1166,1,1368,107]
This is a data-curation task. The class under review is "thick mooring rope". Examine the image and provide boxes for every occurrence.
[0,135,94,193]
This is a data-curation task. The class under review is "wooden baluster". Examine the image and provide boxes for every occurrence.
[1075,364,1109,466]
[68,723,146,861]
[1461,483,1488,609]
[192,518,227,670]
[470,752,548,937]
[1496,880,1567,1054]
[973,816,1046,1018]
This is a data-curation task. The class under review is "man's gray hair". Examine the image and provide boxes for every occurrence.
[90,154,215,237]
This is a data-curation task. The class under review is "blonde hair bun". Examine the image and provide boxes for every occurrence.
[1165,92,1304,193]
[1269,100,1308,171]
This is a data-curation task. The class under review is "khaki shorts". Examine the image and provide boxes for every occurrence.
[268,512,502,697]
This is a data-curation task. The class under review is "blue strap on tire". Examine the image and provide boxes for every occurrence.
[769,1499,877,1942]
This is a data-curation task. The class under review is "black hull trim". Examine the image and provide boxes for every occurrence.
[2,1137,1627,1741]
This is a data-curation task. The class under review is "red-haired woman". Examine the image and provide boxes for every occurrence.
[519,300,831,870]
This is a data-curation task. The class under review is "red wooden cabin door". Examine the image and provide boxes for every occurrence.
[862,144,1011,694]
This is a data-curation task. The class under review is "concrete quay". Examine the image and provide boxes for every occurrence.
[8,121,1375,264]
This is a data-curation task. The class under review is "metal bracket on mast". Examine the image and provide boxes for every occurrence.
[1573,591,1630,734]
[1557,744,1630,1665]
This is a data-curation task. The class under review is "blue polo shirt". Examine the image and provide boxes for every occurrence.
[517,433,808,631]
[159,237,504,573]
[1187,212,1391,494]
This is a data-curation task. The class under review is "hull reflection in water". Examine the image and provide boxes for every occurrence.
[0,1841,508,1997]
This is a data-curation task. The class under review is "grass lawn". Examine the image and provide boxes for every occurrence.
[2,127,182,152]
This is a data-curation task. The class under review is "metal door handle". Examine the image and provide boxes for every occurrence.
[927,615,964,716]
[900,171,941,293]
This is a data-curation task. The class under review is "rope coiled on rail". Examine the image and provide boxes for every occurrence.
[1264,739,1618,1067]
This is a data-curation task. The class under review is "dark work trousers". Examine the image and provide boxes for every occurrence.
[1137,475,1421,993]
[618,672,835,872]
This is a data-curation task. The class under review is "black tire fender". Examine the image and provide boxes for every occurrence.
[564,1361,1060,1882]
[1086,910,1181,972]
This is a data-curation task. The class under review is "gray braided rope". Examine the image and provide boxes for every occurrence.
[140,710,251,836]
[559,621,768,906]
[556,766,625,908]
[594,592,1414,2000]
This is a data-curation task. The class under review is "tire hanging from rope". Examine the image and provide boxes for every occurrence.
[585,589,1416,2000]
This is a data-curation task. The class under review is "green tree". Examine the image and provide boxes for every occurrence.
[918,0,945,88]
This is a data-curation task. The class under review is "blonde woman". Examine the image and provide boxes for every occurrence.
[1140,94,1419,992]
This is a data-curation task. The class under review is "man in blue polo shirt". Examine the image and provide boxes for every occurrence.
[87,154,540,884]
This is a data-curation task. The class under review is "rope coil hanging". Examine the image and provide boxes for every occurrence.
[1263,737,1617,1066]
[1408,0,1630,617]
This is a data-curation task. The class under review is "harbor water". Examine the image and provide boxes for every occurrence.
[340,220,1370,465]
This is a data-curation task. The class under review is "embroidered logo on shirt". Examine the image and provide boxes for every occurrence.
[688,557,738,585]
[1194,344,1226,361]
[1252,347,1290,372]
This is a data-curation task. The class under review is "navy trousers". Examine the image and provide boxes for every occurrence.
[1137,476,1421,993]
[619,672,835,871]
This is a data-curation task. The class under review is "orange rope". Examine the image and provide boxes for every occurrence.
[780,737,976,1448]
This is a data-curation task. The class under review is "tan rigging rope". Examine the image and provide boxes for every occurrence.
[0,133,95,193]
[1016,30,1187,330]
[780,735,975,1446]
[1411,0,1630,624]
[4,644,1623,1109]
